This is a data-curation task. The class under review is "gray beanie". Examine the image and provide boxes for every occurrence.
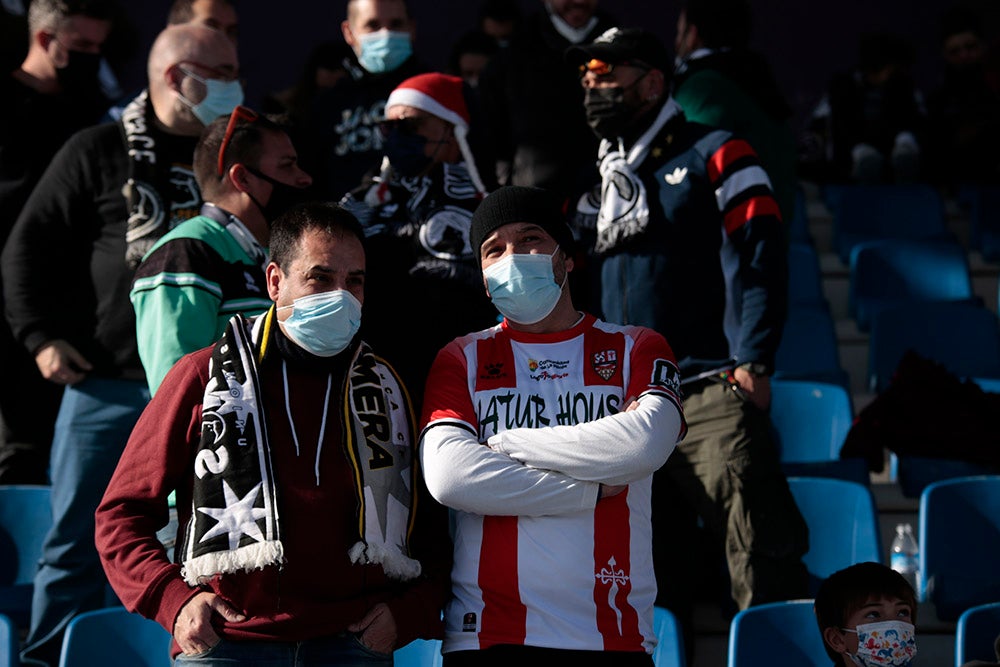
[469,186,575,268]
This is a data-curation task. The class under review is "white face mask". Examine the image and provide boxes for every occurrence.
[483,247,564,325]
[842,620,917,667]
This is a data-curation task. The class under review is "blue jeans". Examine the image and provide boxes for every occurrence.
[20,377,150,667]
[173,635,393,666]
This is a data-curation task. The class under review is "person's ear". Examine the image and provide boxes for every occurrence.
[341,20,357,49]
[823,626,848,653]
[265,262,282,302]
[645,69,666,101]
[164,64,185,93]
[37,30,54,51]
[227,163,252,194]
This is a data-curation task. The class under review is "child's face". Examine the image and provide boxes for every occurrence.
[830,595,915,660]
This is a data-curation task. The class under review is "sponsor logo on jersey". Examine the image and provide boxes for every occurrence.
[591,349,619,381]
[527,358,569,382]
[462,612,477,632]
[650,358,681,395]
[479,362,506,381]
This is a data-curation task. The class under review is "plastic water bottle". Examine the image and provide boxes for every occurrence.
[890,522,920,592]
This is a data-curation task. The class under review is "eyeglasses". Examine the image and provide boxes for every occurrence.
[178,60,240,83]
[578,58,648,77]
[378,115,431,139]
[217,105,259,177]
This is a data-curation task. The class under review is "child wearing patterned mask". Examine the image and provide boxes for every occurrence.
[815,562,918,667]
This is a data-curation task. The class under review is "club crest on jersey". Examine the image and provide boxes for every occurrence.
[592,349,619,381]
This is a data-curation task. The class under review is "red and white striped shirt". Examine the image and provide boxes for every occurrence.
[420,313,685,654]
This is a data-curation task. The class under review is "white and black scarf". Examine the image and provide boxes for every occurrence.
[179,309,422,584]
[121,90,201,268]
[594,98,682,254]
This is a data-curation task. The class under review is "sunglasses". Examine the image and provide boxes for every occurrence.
[378,115,431,139]
[217,105,259,177]
[578,58,648,77]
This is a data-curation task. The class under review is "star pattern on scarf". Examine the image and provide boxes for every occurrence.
[197,480,267,550]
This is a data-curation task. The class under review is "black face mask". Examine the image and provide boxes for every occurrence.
[384,128,433,177]
[244,166,311,224]
[55,49,102,95]
[584,85,638,140]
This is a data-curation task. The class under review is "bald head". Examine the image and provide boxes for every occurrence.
[147,22,236,83]
[147,23,240,134]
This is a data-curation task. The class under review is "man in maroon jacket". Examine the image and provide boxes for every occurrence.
[95,202,451,666]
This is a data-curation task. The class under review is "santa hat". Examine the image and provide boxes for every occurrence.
[385,73,488,195]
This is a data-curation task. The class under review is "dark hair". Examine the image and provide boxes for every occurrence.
[681,0,752,49]
[939,5,984,44]
[269,202,365,271]
[167,0,236,25]
[478,0,520,24]
[28,0,118,34]
[448,28,500,74]
[193,111,290,198]
[814,562,918,663]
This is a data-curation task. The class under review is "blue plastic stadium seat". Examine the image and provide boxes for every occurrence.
[956,601,1000,665]
[918,476,1000,620]
[829,184,951,264]
[727,599,829,666]
[652,605,686,667]
[0,613,15,667]
[867,301,1000,393]
[848,238,974,332]
[774,304,851,390]
[0,485,52,629]
[786,477,882,596]
[59,607,171,667]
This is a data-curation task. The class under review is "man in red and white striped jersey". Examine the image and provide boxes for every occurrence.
[419,185,686,666]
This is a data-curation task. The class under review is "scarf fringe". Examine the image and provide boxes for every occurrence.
[348,541,422,581]
[181,540,285,586]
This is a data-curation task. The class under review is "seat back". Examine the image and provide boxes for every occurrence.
[774,305,850,390]
[652,605,686,667]
[956,601,1000,665]
[771,380,868,484]
[727,599,829,667]
[0,613,15,667]
[394,638,443,667]
[788,242,826,311]
[58,607,172,667]
[867,301,1000,392]
[918,476,1000,621]
[770,380,853,463]
[787,477,883,596]
[831,184,949,263]
[848,238,973,331]
[0,485,52,628]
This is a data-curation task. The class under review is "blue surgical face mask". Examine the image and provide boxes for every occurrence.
[179,68,244,126]
[483,247,565,325]
[357,30,412,74]
[278,289,362,357]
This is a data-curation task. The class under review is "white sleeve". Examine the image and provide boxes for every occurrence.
[420,422,601,517]
[485,394,682,486]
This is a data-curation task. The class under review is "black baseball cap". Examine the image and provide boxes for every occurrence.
[565,27,672,74]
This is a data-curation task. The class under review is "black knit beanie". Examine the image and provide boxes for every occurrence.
[469,186,575,268]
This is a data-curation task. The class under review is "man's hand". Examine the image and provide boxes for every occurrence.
[348,602,397,654]
[174,591,246,655]
[34,339,93,385]
[733,367,771,410]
